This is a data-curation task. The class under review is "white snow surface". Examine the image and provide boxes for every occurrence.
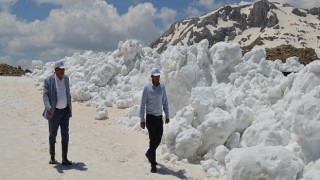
[29,39,320,179]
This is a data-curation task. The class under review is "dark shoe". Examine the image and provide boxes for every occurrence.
[49,144,56,164]
[151,166,157,173]
[62,159,72,165]
[62,143,72,165]
[49,159,57,164]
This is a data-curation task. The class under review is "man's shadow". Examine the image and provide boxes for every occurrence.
[53,162,88,173]
[156,163,187,179]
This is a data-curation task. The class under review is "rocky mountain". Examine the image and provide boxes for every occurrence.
[0,63,30,76]
[151,0,320,62]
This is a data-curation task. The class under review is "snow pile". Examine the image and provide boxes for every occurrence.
[225,146,303,180]
[29,39,320,179]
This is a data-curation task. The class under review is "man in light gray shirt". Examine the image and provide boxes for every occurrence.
[140,67,170,173]
[43,60,72,165]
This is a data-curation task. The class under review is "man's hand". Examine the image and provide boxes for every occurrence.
[165,118,170,124]
[140,122,146,129]
[47,108,54,120]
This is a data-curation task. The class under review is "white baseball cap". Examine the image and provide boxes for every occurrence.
[54,60,65,69]
[151,67,161,76]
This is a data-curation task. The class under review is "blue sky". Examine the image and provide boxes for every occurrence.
[0,0,318,68]
[10,0,231,22]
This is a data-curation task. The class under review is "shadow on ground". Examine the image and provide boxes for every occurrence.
[53,162,87,173]
[156,163,187,179]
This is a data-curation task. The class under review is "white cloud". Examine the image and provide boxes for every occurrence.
[0,0,17,12]
[199,0,215,9]
[16,59,32,69]
[197,0,223,10]
[0,13,27,36]
[33,0,93,8]
[119,3,160,43]
[0,55,14,65]
[38,47,80,59]
[185,6,202,18]
[0,0,164,67]
[185,0,224,18]
[158,7,177,29]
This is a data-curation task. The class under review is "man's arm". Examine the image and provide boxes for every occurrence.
[140,86,147,129]
[43,78,53,119]
[162,85,170,124]
[65,76,72,117]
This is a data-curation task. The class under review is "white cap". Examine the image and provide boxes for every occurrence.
[54,60,65,69]
[151,67,161,76]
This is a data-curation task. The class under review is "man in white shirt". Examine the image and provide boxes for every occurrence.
[43,60,73,165]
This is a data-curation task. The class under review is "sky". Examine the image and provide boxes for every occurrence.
[1,0,320,69]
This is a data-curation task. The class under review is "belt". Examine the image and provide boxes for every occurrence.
[147,114,162,120]
[55,107,68,111]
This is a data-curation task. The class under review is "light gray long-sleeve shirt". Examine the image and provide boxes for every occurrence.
[140,83,169,122]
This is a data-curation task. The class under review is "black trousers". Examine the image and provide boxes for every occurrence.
[146,114,163,167]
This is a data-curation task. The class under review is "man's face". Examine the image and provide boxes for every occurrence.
[151,75,160,85]
[55,68,65,79]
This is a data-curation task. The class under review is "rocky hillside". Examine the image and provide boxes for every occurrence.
[266,45,317,64]
[0,64,30,76]
[151,0,320,63]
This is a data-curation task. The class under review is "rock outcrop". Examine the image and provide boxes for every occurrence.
[266,45,318,65]
[0,64,30,76]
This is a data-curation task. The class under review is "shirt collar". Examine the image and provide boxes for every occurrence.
[152,83,161,88]
[54,73,64,81]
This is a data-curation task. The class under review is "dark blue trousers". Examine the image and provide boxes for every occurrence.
[48,109,70,145]
[146,114,163,167]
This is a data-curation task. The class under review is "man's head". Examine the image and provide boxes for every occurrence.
[54,60,65,79]
[151,67,160,86]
